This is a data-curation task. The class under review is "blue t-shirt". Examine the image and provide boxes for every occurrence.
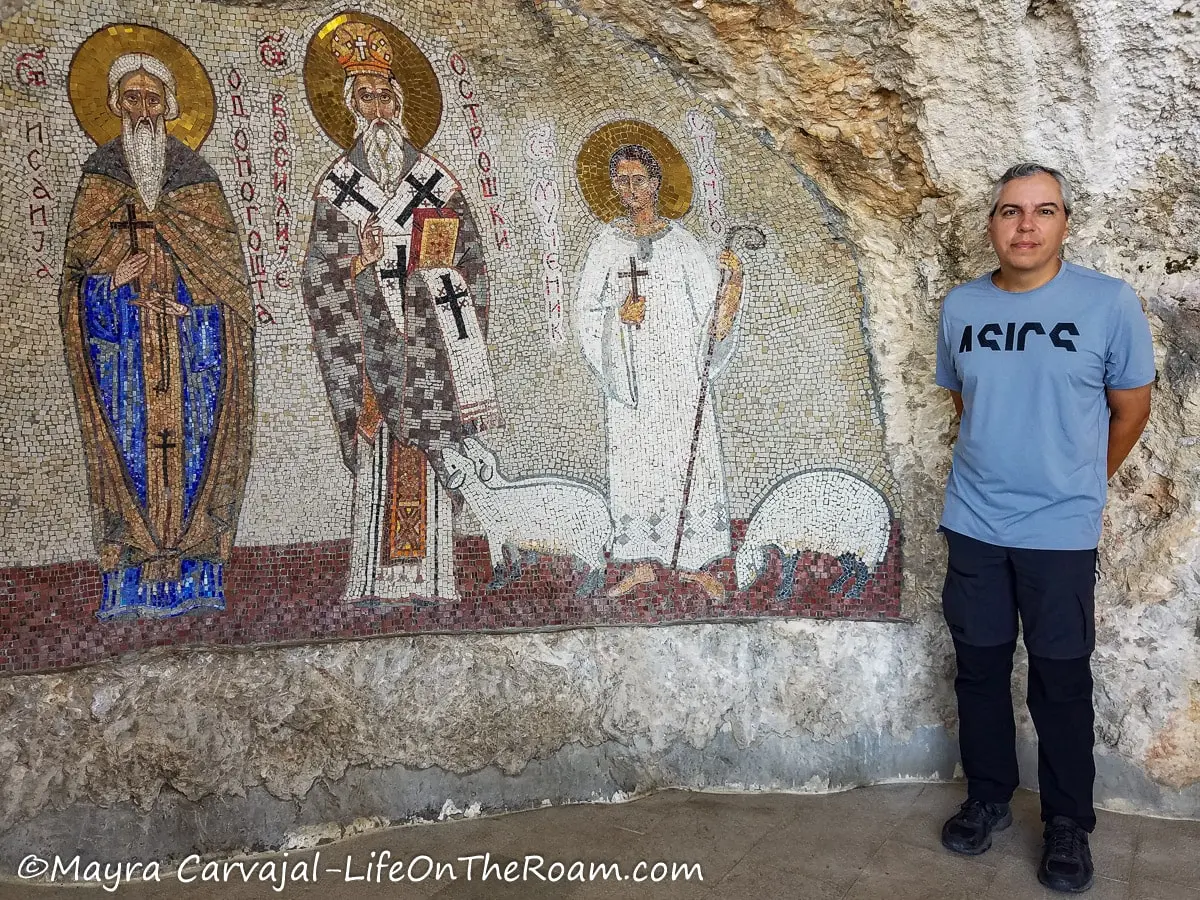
[936,261,1155,550]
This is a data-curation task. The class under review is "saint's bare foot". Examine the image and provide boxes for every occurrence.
[607,563,656,597]
[680,570,726,602]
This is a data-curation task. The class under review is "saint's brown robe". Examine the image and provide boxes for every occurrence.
[60,135,254,583]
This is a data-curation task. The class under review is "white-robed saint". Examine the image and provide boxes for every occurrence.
[576,143,745,601]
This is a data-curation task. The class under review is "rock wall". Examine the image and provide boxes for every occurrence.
[1,0,1199,869]
[577,0,1200,793]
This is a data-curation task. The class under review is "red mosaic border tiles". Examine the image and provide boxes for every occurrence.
[0,521,902,674]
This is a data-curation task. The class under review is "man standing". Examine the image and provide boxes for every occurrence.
[60,53,254,619]
[576,144,744,601]
[935,163,1154,893]
[302,21,499,602]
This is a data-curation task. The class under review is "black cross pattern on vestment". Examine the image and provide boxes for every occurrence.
[394,171,446,227]
[379,245,407,297]
[154,428,177,487]
[327,170,378,214]
[618,256,650,326]
[435,273,470,340]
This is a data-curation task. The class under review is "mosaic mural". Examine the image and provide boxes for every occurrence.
[0,0,903,674]
[61,25,255,620]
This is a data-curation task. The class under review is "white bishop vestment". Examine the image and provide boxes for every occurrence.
[576,220,738,571]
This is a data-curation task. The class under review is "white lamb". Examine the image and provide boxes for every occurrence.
[736,469,892,600]
[442,437,612,595]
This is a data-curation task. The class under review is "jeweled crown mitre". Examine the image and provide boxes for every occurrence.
[331,21,393,77]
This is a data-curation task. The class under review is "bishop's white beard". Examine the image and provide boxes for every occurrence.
[122,115,166,211]
[355,115,408,194]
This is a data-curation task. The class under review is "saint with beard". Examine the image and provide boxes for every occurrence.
[59,52,254,619]
[302,21,499,603]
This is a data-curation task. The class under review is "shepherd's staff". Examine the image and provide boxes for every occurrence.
[670,224,766,574]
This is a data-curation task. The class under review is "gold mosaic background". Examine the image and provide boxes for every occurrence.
[303,10,443,150]
[68,23,215,149]
[576,120,693,221]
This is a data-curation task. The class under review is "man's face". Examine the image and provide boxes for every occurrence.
[987,172,1070,275]
[612,159,659,215]
[118,70,166,125]
[352,74,400,124]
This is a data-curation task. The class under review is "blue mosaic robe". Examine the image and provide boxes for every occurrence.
[82,273,225,617]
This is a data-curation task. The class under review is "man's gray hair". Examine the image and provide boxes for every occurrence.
[988,162,1073,217]
[107,53,179,120]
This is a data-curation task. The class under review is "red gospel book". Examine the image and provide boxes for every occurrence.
[410,206,460,270]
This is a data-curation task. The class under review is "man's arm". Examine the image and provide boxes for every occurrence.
[935,300,963,416]
[1106,384,1151,478]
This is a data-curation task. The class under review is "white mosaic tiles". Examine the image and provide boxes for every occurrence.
[0,0,897,580]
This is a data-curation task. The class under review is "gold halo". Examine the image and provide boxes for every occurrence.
[305,12,442,151]
[68,24,215,151]
[576,120,693,222]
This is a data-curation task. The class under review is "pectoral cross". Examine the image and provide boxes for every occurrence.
[379,245,407,297]
[110,201,171,393]
[395,171,446,227]
[434,273,470,340]
[154,428,177,487]
[327,170,378,214]
[618,256,649,325]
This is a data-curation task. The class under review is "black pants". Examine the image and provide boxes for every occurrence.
[942,529,1097,832]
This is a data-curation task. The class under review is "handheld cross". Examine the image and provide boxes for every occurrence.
[395,171,446,227]
[434,273,470,340]
[110,201,155,254]
[110,201,171,393]
[618,256,650,326]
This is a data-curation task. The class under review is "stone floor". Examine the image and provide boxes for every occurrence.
[3,782,1198,899]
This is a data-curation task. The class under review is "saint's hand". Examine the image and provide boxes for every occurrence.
[718,249,743,276]
[357,216,385,267]
[132,292,190,318]
[715,250,744,340]
[619,292,647,327]
[145,241,174,291]
[112,251,149,288]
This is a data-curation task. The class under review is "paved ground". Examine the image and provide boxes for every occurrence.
[3,782,1197,898]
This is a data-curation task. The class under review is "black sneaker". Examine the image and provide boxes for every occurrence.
[1038,816,1094,893]
[940,799,1013,855]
